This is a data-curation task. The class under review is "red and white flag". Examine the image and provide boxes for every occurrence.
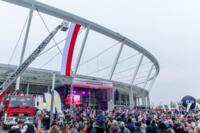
[61,22,81,77]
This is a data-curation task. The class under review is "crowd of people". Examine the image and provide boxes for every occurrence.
[7,107,200,133]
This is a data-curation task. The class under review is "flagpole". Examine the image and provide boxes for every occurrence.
[50,72,56,126]
[70,71,74,111]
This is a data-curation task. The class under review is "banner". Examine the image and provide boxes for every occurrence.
[175,102,180,111]
[61,22,81,77]
[187,102,193,112]
[44,91,62,113]
[73,78,113,90]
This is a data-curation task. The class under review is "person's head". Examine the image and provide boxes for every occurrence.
[111,120,118,128]
[127,118,132,123]
[107,120,112,126]
[74,122,79,129]
[152,120,156,124]
[194,127,200,133]
[17,120,24,129]
[120,121,125,128]
[159,122,166,130]
[135,121,141,128]
[50,125,61,133]
[61,125,71,133]
[146,119,151,125]
[167,128,175,133]
[78,122,84,131]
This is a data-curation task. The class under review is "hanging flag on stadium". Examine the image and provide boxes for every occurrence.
[61,22,81,77]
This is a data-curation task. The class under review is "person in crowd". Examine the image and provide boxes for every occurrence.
[151,120,157,133]
[24,124,35,133]
[90,122,98,133]
[8,120,24,133]
[61,125,71,133]
[36,109,45,129]
[194,127,200,133]
[109,120,119,133]
[43,112,50,130]
[79,122,85,133]
[50,125,61,133]
[95,110,106,133]
[145,119,153,133]
[167,128,175,133]
[157,121,168,133]
[134,122,144,133]
[71,122,79,133]
[118,121,130,133]
[126,118,135,133]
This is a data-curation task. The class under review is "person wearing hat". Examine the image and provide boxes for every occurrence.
[157,121,167,133]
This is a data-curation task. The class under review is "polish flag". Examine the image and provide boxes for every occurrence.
[61,22,81,77]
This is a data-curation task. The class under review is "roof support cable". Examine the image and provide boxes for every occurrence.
[85,61,151,78]
[79,41,120,66]
[39,50,61,68]
[86,64,112,76]
[95,61,151,79]
[36,8,63,55]
[38,38,66,57]
[113,61,151,75]
[8,13,29,64]
[118,52,140,63]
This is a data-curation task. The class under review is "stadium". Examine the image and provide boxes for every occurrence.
[0,0,159,110]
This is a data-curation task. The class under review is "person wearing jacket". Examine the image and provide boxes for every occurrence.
[8,120,24,133]
[126,118,135,133]
[109,120,119,133]
[118,122,130,133]
[145,119,153,133]
[133,122,144,133]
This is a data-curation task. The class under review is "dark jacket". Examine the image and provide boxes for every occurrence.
[8,127,21,133]
[157,129,167,133]
[96,127,105,133]
[118,127,130,133]
[145,125,153,133]
[90,128,97,133]
[133,127,144,133]
[151,123,157,133]
[126,123,135,133]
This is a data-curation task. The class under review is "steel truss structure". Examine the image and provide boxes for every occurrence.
[1,0,160,108]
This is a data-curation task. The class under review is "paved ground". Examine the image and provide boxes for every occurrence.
[0,129,7,133]
[0,126,8,133]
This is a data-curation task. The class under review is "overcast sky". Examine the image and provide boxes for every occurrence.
[0,0,200,105]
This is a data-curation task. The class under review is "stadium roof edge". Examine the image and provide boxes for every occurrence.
[2,0,160,77]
